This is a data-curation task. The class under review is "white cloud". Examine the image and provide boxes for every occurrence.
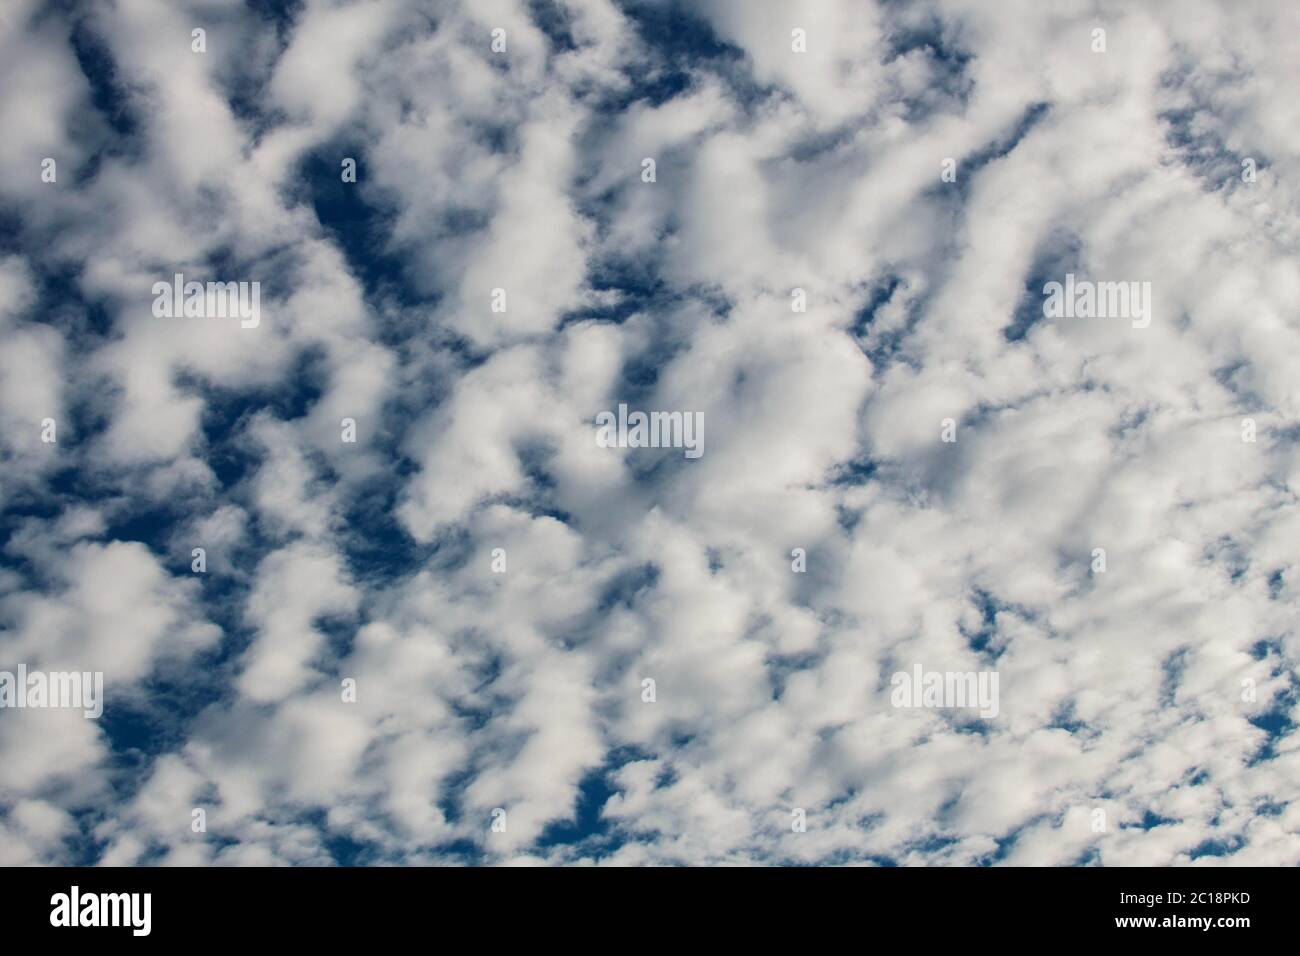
[1,0,1297,868]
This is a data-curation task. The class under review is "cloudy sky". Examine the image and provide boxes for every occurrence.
[1,0,1298,867]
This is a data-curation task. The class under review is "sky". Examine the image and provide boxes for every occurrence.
[0,0,1298,867]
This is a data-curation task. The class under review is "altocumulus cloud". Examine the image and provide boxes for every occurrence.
[0,0,1298,866]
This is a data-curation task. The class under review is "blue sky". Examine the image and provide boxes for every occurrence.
[1,0,1298,866]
